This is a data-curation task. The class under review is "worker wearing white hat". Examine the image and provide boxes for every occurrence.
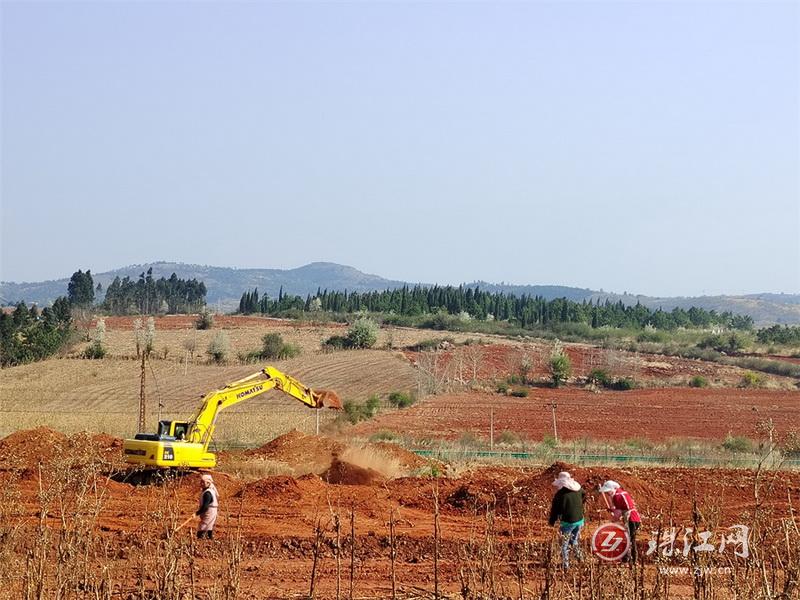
[197,473,219,539]
[548,471,585,569]
[599,480,641,563]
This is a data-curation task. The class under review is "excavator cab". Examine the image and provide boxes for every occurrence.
[133,420,189,442]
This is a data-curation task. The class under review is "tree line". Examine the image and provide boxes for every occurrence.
[238,285,754,331]
[103,268,207,315]
[0,298,73,367]
[756,325,800,345]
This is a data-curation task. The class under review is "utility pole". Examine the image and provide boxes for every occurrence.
[490,407,494,451]
[550,400,558,445]
[138,352,146,432]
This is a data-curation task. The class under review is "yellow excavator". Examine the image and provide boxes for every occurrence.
[123,366,342,469]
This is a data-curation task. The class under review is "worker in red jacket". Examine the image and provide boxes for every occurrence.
[599,480,641,563]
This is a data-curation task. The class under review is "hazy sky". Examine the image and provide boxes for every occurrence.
[2,1,798,296]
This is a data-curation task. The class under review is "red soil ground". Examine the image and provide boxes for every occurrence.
[3,428,798,598]
[352,388,800,442]
[403,343,797,387]
[242,429,433,473]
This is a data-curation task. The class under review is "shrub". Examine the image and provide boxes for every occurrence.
[342,400,362,424]
[549,352,572,387]
[740,371,764,388]
[781,431,800,458]
[722,434,754,454]
[347,317,378,349]
[458,431,480,448]
[388,391,416,408]
[497,430,520,445]
[510,389,529,398]
[587,369,612,387]
[419,313,459,331]
[624,437,654,451]
[364,394,381,416]
[207,331,229,363]
[83,341,106,359]
[260,333,285,359]
[322,335,350,351]
[609,377,635,391]
[698,333,746,354]
[341,395,381,424]
[637,329,666,343]
[542,434,557,448]
[496,383,509,394]
[370,430,399,442]
[195,311,214,330]
[689,375,709,388]
[407,337,454,351]
[259,333,302,360]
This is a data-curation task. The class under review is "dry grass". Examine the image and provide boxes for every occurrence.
[71,320,497,362]
[0,350,418,444]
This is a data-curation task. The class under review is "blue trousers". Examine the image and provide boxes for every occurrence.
[560,520,584,568]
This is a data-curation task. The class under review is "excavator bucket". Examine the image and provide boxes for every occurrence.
[313,389,342,409]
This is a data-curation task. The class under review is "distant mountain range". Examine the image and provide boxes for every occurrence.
[2,261,799,326]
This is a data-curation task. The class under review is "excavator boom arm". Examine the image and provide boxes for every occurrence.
[187,366,341,447]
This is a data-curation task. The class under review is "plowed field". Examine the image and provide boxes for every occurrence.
[352,388,800,442]
[0,351,418,444]
[1,428,798,599]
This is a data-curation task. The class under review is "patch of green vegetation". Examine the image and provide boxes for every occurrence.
[689,375,709,388]
[387,391,416,408]
[496,430,520,445]
[740,371,764,388]
[541,434,557,448]
[608,377,635,391]
[407,337,455,351]
[83,341,106,359]
[369,430,399,442]
[341,395,382,424]
[587,369,612,386]
[722,435,754,454]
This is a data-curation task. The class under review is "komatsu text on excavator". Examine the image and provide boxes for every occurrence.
[123,366,342,469]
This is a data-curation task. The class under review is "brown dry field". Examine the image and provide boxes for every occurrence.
[81,315,499,359]
[351,388,800,443]
[2,317,800,597]
[0,350,418,444]
[2,319,798,445]
[2,428,799,599]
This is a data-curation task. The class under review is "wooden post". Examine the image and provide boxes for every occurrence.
[138,353,146,432]
[490,407,494,451]
[389,509,397,600]
[349,506,355,600]
[551,401,558,445]
[433,483,440,600]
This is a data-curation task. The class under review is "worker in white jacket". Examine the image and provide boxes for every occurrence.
[196,473,219,539]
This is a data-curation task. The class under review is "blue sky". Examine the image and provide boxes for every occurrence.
[2,1,798,296]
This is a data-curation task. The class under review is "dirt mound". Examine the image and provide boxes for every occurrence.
[321,456,385,486]
[369,441,436,471]
[237,476,303,501]
[0,427,69,470]
[243,432,434,480]
[246,430,344,471]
